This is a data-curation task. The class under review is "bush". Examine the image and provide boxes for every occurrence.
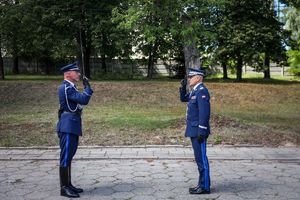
[287,49,300,76]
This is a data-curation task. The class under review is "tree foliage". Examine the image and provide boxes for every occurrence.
[282,0,300,75]
[214,0,285,81]
[0,0,293,79]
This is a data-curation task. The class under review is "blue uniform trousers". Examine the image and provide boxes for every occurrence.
[59,133,78,167]
[191,137,210,191]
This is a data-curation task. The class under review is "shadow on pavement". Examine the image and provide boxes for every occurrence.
[212,179,262,193]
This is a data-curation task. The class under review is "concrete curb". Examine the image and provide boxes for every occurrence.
[1,158,300,163]
[0,144,272,150]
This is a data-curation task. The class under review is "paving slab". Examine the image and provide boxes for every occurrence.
[0,146,299,200]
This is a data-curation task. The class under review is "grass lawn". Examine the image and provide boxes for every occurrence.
[0,75,299,147]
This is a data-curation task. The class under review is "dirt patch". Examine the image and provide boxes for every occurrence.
[0,122,57,146]
[210,114,299,147]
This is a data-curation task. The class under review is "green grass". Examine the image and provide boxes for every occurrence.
[1,109,57,124]
[206,74,300,85]
[85,105,183,130]
[208,72,300,80]
[212,90,300,135]
[5,74,62,80]
[4,73,300,82]
[0,76,299,147]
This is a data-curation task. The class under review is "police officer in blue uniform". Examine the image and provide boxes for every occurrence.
[57,62,93,198]
[179,67,211,194]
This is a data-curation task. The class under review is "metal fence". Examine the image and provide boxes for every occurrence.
[3,57,177,77]
[3,57,291,76]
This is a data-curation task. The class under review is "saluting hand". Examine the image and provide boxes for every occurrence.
[82,75,91,88]
[180,77,187,89]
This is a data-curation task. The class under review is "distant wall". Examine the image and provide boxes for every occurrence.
[3,57,177,77]
[242,65,291,76]
[3,57,291,76]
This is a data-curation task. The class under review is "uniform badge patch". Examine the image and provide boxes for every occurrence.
[202,95,206,99]
[191,96,196,99]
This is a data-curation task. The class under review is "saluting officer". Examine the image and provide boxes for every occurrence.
[56,62,93,198]
[179,67,211,194]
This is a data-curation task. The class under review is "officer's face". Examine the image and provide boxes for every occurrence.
[188,75,202,87]
[67,71,81,82]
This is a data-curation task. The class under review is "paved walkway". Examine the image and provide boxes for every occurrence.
[0,146,299,200]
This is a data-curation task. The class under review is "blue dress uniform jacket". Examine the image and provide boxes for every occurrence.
[180,83,211,138]
[56,80,93,136]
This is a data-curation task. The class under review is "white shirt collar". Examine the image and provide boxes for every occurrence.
[192,82,202,91]
[64,79,75,87]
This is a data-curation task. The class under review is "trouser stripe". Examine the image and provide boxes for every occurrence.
[201,139,209,190]
[64,134,69,167]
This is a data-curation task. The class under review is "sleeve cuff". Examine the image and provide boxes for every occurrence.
[199,125,207,129]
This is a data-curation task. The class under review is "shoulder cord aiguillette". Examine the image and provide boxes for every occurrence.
[64,84,78,112]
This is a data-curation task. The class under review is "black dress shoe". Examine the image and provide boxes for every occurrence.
[61,186,80,198]
[189,186,200,192]
[189,187,210,194]
[69,184,83,193]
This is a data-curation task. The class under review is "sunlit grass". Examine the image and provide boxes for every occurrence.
[85,105,184,130]
[5,74,62,80]
[207,73,300,83]
[0,77,299,146]
[4,73,300,81]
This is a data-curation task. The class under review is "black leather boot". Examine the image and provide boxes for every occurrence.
[60,167,80,198]
[68,165,83,193]
[189,185,210,194]
[189,185,200,192]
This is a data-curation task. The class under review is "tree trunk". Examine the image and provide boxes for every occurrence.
[147,45,154,78]
[0,46,4,80]
[146,0,161,79]
[221,61,228,79]
[263,52,270,79]
[44,58,51,75]
[101,54,107,74]
[236,53,243,81]
[183,41,200,73]
[101,31,107,74]
[182,14,200,74]
[147,40,158,79]
[45,64,50,75]
[13,56,19,74]
[84,38,91,78]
